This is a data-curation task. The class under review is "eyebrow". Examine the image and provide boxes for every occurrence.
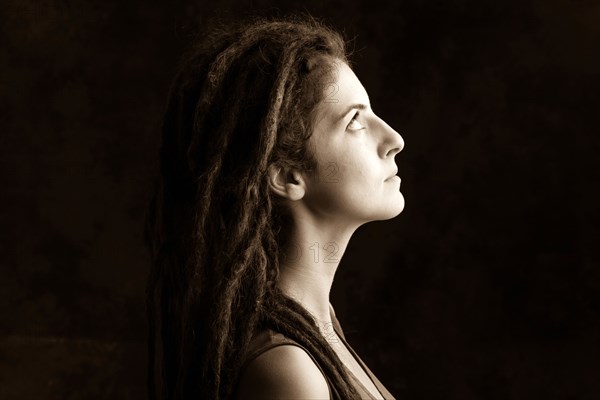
[336,103,370,122]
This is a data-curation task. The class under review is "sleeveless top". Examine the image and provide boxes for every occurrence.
[233,303,396,399]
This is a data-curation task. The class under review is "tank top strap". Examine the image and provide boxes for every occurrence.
[328,302,397,400]
[237,329,298,372]
[329,302,346,341]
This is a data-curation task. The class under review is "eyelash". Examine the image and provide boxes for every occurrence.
[347,111,362,129]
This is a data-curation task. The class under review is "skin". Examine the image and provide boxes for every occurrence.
[270,59,404,329]
[234,345,331,399]
[236,59,404,398]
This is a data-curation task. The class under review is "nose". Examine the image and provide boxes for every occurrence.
[378,116,404,158]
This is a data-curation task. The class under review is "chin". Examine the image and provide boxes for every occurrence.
[390,201,405,218]
[386,193,405,219]
[370,197,405,222]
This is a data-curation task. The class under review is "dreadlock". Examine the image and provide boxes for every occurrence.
[144,12,361,399]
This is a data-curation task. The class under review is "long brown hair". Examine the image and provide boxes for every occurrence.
[144,13,360,399]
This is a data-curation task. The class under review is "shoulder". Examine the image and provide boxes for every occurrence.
[235,344,331,400]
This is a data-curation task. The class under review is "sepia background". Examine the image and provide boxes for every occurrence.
[1,0,599,398]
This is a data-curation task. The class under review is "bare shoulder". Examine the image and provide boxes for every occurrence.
[235,344,330,400]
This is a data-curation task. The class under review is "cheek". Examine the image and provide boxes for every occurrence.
[314,148,375,197]
[340,155,374,187]
[336,167,376,203]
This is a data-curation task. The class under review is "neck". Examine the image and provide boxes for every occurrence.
[276,214,358,329]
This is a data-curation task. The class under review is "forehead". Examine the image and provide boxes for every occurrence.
[313,61,370,124]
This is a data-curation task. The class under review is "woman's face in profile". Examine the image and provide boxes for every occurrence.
[303,60,405,225]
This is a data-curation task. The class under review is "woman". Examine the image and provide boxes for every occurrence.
[144,13,403,400]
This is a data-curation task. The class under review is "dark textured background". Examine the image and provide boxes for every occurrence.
[1,1,599,399]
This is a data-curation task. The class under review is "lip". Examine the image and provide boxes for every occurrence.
[385,168,399,181]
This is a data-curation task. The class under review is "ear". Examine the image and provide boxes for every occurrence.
[267,164,306,201]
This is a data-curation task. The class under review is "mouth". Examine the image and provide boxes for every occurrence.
[385,168,399,181]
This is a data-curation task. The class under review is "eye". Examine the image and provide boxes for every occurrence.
[347,111,364,130]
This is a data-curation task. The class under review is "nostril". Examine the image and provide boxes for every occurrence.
[387,146,402,158]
